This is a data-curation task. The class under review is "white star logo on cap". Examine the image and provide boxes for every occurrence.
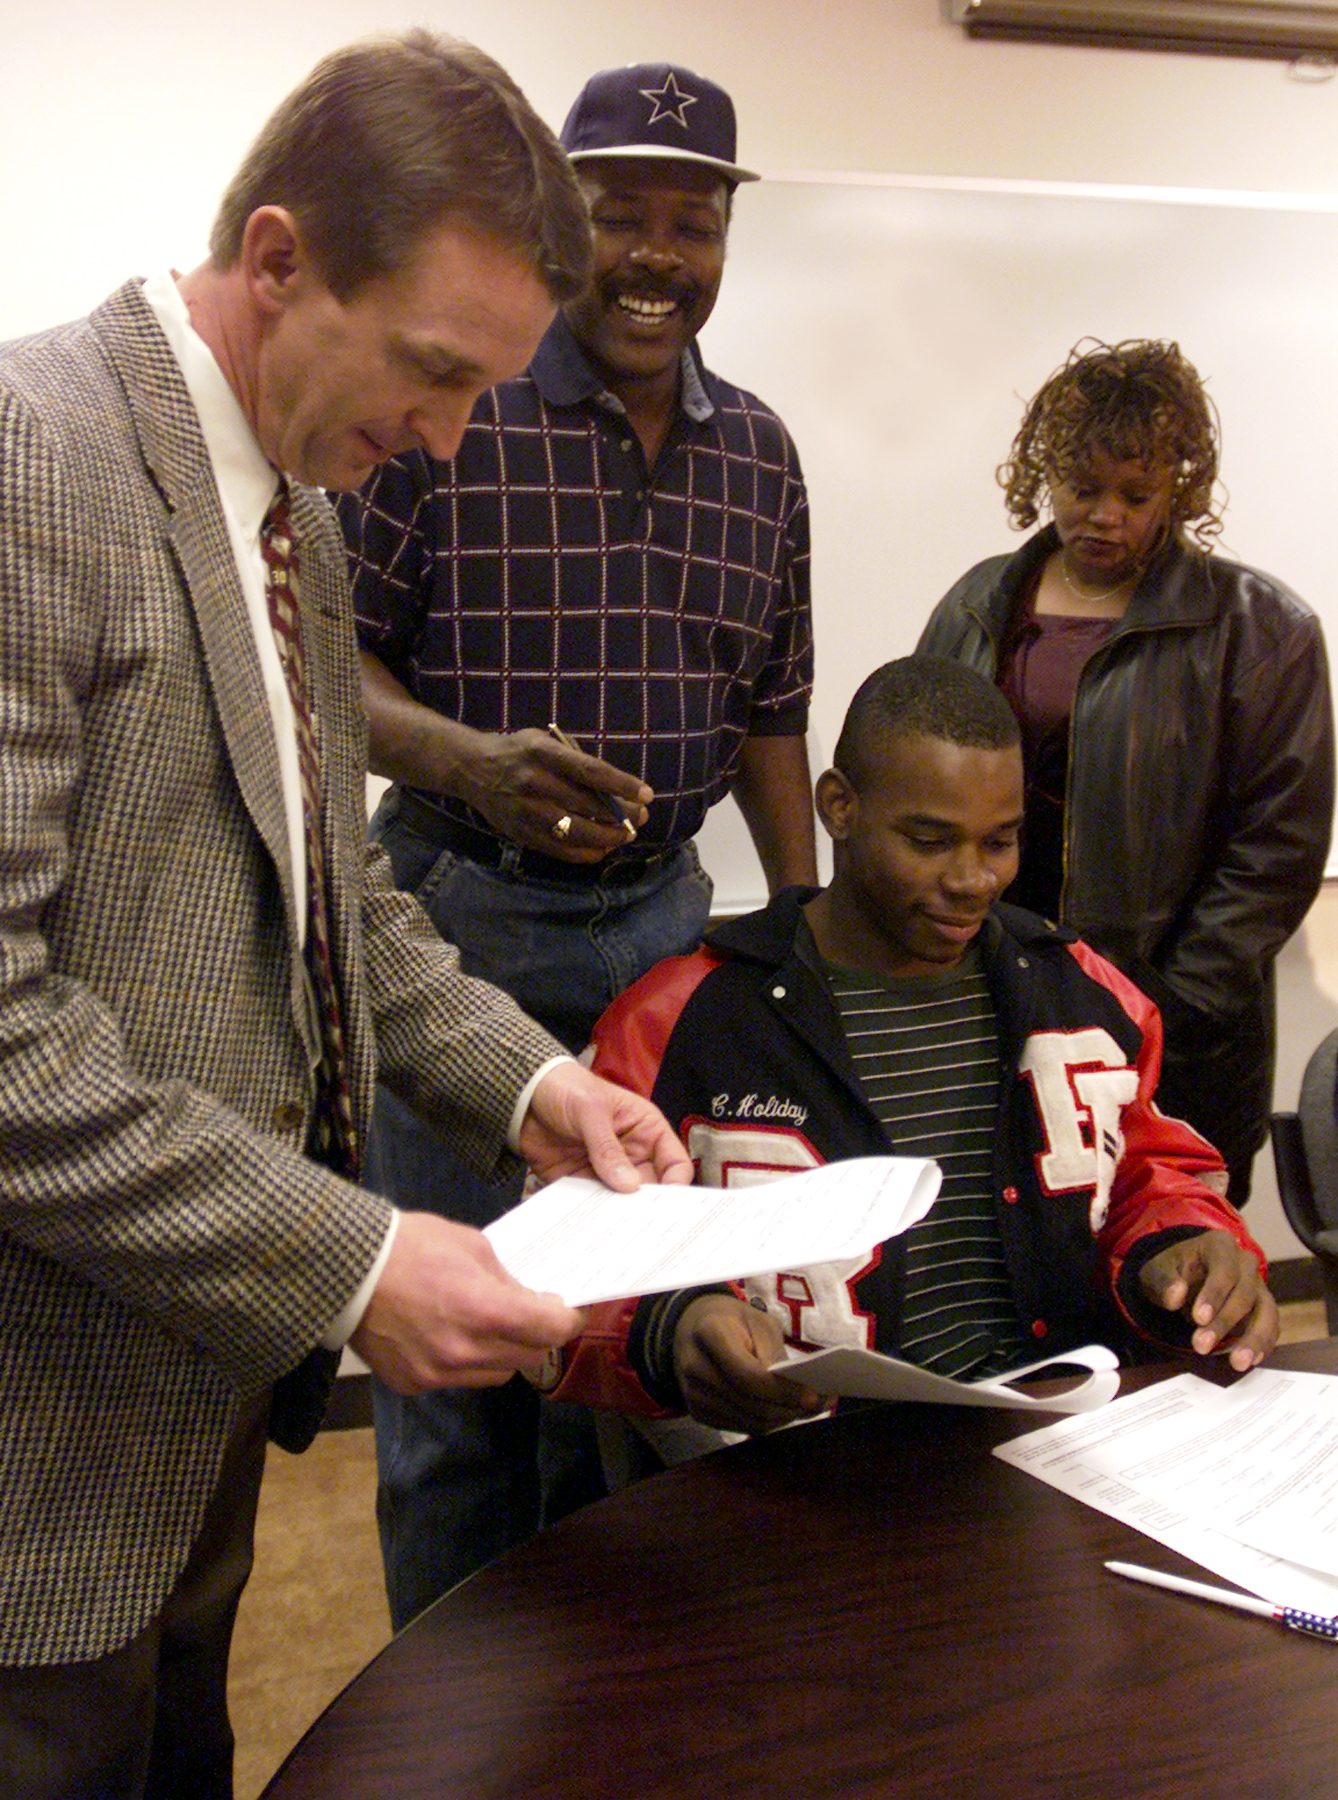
[639,71,698,130]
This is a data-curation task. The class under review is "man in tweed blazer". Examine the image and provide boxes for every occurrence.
[0,34,690,1798]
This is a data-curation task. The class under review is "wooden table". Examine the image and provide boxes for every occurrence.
[263,1340,1338,1799]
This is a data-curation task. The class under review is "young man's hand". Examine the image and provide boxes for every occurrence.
[1138,1229,1278,1371]
[672,1294,831,1433]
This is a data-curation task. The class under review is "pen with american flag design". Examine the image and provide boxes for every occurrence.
[1105,1560,1338,1641]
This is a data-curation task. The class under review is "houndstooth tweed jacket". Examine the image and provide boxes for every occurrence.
[0,282,559,1666]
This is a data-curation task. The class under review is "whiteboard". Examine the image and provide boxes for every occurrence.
[693,175,1338,910]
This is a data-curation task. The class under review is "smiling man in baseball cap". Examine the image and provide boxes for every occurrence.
[339,63,818,1627]
[557,63,759,460]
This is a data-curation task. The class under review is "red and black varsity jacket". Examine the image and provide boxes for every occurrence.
[550,888,1265,1416]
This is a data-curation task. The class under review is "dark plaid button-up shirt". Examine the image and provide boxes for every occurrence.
[340,315,812,850]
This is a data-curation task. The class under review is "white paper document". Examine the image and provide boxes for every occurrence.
[769,1342,1121,1413]
[483,1156,941,1307]
[994,1367,1338,1613]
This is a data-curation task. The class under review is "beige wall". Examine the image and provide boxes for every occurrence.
[4,0,1337,346]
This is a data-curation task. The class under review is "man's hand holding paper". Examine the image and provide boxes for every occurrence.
[517,1060,695,1193]
[352,1213,585,1398]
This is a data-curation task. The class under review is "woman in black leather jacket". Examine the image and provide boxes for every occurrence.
[919,338,1333,1202]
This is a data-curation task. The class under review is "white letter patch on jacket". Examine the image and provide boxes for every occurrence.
[683,1120,876,1350]
[1018,1029,1139,1231]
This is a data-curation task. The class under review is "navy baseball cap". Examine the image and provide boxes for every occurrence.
[559,63,760,186]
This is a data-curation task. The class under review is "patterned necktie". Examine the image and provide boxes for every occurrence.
[260,484,361,1178]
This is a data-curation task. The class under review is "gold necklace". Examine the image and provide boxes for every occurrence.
[1058,550,1134,605]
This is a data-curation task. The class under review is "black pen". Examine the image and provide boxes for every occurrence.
[547,722,637,836]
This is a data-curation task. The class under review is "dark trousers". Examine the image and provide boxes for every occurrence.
[0,1394,268,1800]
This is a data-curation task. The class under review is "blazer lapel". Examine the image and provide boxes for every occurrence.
[89,282,304,962]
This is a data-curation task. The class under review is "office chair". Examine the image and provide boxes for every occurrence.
[1270,1026,1338,1335]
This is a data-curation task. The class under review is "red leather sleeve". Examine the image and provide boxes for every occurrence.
[1065,941,1268,1337]
[545,949,724,1414]
[585,948,724,1093]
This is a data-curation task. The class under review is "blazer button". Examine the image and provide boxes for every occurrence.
[1031,1319,1049,1339]
[273,1100,306,1134]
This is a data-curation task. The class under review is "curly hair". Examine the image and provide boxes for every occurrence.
[998,339,1223,548]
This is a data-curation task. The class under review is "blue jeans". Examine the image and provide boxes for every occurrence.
[367,791,713,1627]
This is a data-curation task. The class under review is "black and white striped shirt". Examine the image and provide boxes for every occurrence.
[825,949,1028,1379]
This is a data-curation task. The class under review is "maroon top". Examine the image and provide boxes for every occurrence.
[1000,580,1116,919]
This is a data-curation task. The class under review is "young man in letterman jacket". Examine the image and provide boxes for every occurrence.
[546,657,1277,1436]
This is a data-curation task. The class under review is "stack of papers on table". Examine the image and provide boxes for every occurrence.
[485,1155,941,1308]
[994,1365,1338,1615]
